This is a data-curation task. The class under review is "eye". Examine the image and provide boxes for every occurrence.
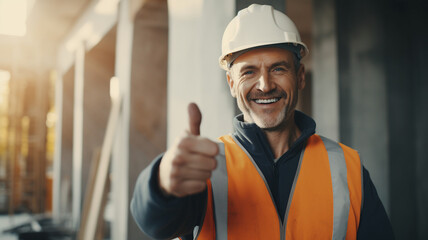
[242,70,254,76]
[272,67,285,72]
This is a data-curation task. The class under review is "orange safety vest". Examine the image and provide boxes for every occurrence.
[195,134,363,240]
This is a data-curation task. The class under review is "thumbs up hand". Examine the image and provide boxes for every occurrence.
[158,103,219,197]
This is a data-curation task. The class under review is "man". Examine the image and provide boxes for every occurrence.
[131,4,393,240]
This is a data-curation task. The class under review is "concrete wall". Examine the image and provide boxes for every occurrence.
[384,1,428,239]
[81,26,116,218]
[59,26,117,224]
[412,10,428,238]
[167,0,235,145]
[336,0,390,211]
[128,1,168,239]
[60,67,74,216]
[311,0,339,141]
[332,0,428,239]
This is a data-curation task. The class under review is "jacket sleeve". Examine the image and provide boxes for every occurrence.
[130,154,207,239]
[357,167,395,240]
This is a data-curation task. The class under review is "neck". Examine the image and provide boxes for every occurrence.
[263,113,301,159]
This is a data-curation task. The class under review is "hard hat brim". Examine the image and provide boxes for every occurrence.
[219,42,308,70]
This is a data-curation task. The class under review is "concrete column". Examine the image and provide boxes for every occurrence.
[60,66,75,219]
[385,1,428,239]
[167,0,235,146]
[311,0,339,141]
[52,70,63,221]
[127,1,168,238]
[112,0,133,239]
[55,0,120,227]
[80,26,115,237]
[336,0,390,211]
[413,11,428,238]
[72,44,85,228]
[414,29,428,240]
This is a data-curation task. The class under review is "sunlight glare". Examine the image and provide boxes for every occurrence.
[0,0,29,36]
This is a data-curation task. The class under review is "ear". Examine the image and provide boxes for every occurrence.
[297,64,306,90]
[226,72,236,98]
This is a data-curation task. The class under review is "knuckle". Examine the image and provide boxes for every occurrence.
[172,153,186,166]
[185,187,199,196]
[211,142,219,155]
[201,139,219,155]
[170,167,181,178]
[177,136,192,149]
[169,180,180,192]
[211,157,217,169]
[197,182,207,192]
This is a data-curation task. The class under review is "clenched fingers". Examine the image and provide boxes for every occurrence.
[172,150,217,171]
[177,134,219,157]
[173,180,207,197]
[170,165,213,181]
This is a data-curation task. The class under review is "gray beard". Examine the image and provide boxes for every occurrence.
[252,106,288,131]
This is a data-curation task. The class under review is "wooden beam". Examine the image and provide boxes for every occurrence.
[80,77,122,240]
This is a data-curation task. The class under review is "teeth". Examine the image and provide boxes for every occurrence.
[254,98,279,104]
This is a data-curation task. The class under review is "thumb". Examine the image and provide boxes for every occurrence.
[188,102,202,136]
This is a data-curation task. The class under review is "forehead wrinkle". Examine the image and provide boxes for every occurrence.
[270,61,292,70]
[230,49,295,76]
[239,64,257,72]
[235,60,291,74]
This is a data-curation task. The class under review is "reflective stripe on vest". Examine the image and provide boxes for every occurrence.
[196,134,362,240]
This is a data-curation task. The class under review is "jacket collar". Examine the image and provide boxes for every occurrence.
[232,110,316,163]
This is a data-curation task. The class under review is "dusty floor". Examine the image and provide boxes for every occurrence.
[0,213,32,240]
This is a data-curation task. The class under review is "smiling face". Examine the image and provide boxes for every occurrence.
[227,47,306,131]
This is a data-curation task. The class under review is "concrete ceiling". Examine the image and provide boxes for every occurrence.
[0,0,314,75]
[27,0,91,44]
[0,0,91,74]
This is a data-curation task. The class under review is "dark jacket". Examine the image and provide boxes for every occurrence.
[131,111,394,239]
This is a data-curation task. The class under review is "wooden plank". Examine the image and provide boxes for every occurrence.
[96,175,110,240]
[77,148,101,239]
[79,77,122,240]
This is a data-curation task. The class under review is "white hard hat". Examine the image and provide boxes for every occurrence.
[219,4,309,70]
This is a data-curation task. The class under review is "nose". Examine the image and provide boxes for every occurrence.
[256,71,275,92]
